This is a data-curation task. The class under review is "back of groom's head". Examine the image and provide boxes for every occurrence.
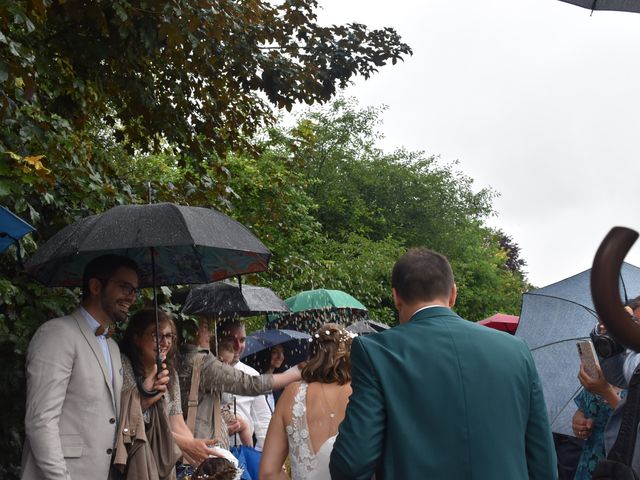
[391,247,454,304]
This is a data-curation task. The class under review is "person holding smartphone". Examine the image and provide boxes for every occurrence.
[572,330,624,479]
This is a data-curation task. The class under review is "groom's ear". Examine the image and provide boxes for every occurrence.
[448,283,457,308]
[392,288,402,312]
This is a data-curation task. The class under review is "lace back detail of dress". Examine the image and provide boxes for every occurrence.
[286,382,317,479]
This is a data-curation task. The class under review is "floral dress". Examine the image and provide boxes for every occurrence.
[573,388,625,479]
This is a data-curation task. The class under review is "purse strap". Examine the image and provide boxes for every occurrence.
[186,352,207,434]
[608,365,640,465]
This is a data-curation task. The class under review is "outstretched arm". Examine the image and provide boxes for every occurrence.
[272,365,302,390]
[170,414,219,466]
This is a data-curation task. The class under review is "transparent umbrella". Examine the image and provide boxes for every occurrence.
[515,262,640,435]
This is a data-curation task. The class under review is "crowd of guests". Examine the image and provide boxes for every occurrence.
[35,247,640,479]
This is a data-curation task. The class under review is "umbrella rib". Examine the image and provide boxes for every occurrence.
[549,384,583,425]
[191,243,208,283]
[172,205,207,282]
[524,293,598,316]
[530,337,589,351]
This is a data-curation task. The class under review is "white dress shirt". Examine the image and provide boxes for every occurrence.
[79,306,113,382]
[231,361,272,451]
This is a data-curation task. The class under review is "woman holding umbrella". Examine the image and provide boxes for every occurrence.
[118,308,221,477]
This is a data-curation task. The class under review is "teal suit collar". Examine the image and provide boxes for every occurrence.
[408,306,455,322]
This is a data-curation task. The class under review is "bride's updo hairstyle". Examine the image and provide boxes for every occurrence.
[301,323,354,385]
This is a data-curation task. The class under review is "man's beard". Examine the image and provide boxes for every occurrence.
[100,293,128,323]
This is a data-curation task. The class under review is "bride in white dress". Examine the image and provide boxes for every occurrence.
[259,323,354,480]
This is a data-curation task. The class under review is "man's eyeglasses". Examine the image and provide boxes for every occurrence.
[149,332,176,343]
[115,281,141,298]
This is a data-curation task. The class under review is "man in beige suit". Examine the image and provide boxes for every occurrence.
[21,254,141,480]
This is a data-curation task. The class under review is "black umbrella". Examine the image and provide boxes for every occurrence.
[515,262,640,435]
[558,0,640,13]
[346,319,390,335]
[25,202,271,376]
[182,281,290,318]
[25,203,271,288]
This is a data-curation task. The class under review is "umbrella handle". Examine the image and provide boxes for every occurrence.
[591,226,640,352]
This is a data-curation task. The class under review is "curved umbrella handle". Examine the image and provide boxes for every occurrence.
[591,226,640,352]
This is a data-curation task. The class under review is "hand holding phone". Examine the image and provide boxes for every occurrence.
[577,340,600,379]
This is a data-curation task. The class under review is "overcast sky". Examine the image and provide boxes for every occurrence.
[309,0,640,288]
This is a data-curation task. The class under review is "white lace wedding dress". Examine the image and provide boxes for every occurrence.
[286,382,336,480]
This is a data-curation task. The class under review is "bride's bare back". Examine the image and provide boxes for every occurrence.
[284,381,352,453]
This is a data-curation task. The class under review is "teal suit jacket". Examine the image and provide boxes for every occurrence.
[330,307,557,479]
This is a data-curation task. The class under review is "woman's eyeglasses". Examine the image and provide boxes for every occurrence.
[149,332,176,343]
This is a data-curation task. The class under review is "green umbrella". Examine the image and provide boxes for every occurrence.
[285,288,367,312]
[268,288,368,332]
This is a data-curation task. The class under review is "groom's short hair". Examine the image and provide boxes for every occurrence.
[391,247,454,304]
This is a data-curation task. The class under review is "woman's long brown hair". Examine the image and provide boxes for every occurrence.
[301,323,353,385]
[120,308,178,387]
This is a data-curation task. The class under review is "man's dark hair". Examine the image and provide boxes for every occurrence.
[81,254,140,300]
[391,247,454,304]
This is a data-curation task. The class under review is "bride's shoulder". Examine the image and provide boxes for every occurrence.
[283,380,303,396]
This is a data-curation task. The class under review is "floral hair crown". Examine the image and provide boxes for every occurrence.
[308,326,358,346]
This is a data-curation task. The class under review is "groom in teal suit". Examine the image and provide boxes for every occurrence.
[330,247,557,479]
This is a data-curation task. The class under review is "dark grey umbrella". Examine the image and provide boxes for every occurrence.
[559,0,640,13]
[24,203,271,288]
[25,202,271,379]
[515,262,640,435]
[182,281,290,317]
[347,319,390,335]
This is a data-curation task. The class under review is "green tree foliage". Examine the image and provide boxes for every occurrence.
[0,98,532,477]
[1,0,411,160]
[276,99,530,320]
[0,2,412,475]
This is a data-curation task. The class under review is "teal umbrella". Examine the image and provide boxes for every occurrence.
[285,289,366,312]
[268,289,367,332]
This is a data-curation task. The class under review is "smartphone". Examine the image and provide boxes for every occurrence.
[577,340,600,379]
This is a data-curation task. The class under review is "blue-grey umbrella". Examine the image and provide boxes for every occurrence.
[241,329,311,371]
[515,262,640,435]
[0,206,34,253]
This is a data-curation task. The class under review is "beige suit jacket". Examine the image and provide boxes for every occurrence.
[21,309,123,480]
